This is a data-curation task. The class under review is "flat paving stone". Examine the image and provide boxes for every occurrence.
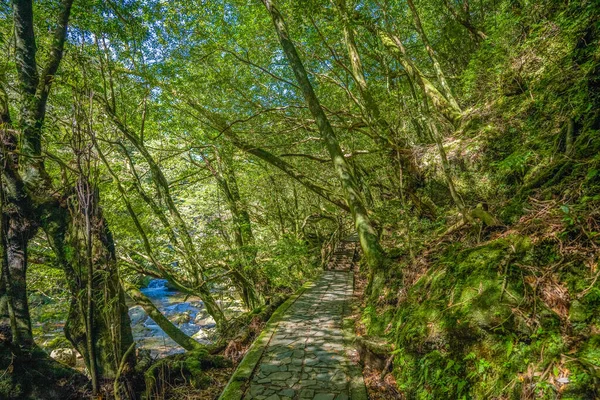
[242,270,363,399]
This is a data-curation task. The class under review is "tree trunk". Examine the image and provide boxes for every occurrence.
[428,120,468,218]
[4,221,34,346]
[44,189,135,380]
[407,0,461,111]
[262,0,386,273]
[0,0,74,351]
[203,149,263,310]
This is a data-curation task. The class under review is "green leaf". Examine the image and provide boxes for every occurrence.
[506,340,513,357]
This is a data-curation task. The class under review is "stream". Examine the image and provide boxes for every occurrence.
[38,279,243,364]
[128,279,242,357]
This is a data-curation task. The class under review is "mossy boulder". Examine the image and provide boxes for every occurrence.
[0,344,88,400]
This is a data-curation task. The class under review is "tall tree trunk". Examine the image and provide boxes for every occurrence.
[407,0,461,111]
[0,128,36,347]
[0,0,74,350]
[4,221,34,346]
[261,0,385,274]
[199,149,262,310]
[428,120,468,218]
[44,186,135,380]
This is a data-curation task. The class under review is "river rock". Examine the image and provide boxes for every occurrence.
[172,312,192,325]
[129,305,148,326]
[50,348,77,367]
[192,327,217,343]
[165,302,194,315]
[194,314,216,327]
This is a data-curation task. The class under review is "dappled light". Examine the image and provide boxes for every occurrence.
[0,0,599,399]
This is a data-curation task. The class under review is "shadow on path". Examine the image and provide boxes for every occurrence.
[244,271,363,400]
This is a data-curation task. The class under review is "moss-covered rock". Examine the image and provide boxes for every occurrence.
[0,343,88,400]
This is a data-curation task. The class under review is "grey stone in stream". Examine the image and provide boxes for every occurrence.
[171,312,192,325]
[194,314,216,327]
[128,305,148,325]
[192,327,217,343]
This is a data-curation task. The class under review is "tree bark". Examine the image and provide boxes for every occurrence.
[262,0,385,273]
[44,187,135,380]
[0,0,74,350]
[407,0,461,111]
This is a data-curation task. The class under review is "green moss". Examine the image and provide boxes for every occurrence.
[363,226,599,399]
[0,343,87,399]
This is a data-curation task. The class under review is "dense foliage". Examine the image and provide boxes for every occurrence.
[0,0,598,398]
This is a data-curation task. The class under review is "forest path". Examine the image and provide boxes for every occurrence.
[242,270,366,400]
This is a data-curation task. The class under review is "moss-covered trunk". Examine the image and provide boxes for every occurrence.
[262,0,386,275]
[45,184,135,380]
[0,0,73,351]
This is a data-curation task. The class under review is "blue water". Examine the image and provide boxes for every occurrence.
[130,279,216,355]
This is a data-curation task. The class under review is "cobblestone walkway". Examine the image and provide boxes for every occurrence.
[243,271,364,400]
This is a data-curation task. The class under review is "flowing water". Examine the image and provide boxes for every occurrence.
[38,279,243,363]
[130,279,241,357]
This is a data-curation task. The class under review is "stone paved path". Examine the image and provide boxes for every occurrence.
[243,271,363,400]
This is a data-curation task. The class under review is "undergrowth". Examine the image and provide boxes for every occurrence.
[360,1,600,398]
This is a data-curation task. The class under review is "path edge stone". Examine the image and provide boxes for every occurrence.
[342,272,369,400]
[218,278,318,400]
